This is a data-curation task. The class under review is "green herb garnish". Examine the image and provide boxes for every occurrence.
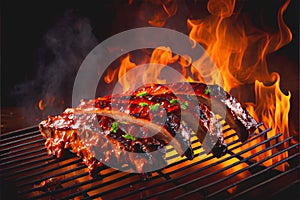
[204,87,210,95]
[139,102,148,107]
[169,99,188,109]
[169,99,179,104]
[149,103,160,111]
[122,133,136,141]
[136,91,147,97]
[181,101,189,110]
[111,122,118,133]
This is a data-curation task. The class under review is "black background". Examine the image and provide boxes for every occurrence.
[1,0,299,107]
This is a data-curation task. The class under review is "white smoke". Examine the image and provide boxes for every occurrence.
[13,10,98,123]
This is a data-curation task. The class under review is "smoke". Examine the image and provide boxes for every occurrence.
[13,10,98,123]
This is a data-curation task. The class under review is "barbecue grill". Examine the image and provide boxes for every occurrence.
[1,121,299,199]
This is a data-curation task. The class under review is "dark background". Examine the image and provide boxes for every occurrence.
[1,0,299,132]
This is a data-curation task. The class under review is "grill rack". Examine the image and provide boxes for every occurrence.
[0,123,299,200]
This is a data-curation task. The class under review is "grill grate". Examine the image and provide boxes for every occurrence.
[0,123,299,199]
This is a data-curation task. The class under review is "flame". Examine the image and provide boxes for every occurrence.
[188,0,292,90]
[37,95,66,122]
[252,73,291,141]
[142,46,179,84]
[148,0,178,27]
[105,0,293,170]
[104,68,118,84]
[245,73,291,169]
[38,100,45,111]
[115,47,180,92]
[117,55,138,92]
[187,0,293,170]
[37,97,56,111]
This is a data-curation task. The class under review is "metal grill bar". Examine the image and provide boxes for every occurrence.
[141,134,285,199]
[30,170,133,200]
[174,140,298,199]
[0,156,53,172]
[83,153,212,200]
[0,138,45,154]
[207,146,299,198]
[0,147,46,163]
[18,126,239,198]
[66,127,271,199]
[15,158,83,183]
[2,155,70,178]
[1,123,299,200]
[0,144,45,158]
[0,126,38,139]
[0,134,41,148]
[0,152,48,168]
[0,130,40,144]
[56,125,245,199]
[231,161,300,199]
[268,178,300,199]
[19,165,87,193]
[114,128,272,199]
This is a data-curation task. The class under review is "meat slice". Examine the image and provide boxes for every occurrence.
[82,91,195,160]
[174,82,258,141]
[93,82,257,142]
[39,82,257,176]
[89,86,226,158]
[39,108,168,176]
[126,82,258,142]
[128,86,227,157]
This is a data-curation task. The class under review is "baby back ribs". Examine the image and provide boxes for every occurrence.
[39,82,258,176]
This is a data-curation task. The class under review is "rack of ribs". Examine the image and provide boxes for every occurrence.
[39,82,258,176]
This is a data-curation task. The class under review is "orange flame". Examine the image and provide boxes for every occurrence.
[38,100,45,111]
[118,55,137,92]
[142,46,179,84]
[187,0,292,170]
[104,0,293,170]
[148,0,178,27]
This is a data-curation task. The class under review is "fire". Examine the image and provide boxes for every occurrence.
[148,0,178,27]
[37,97,57,111]
[250,73,291,142]
[187,0,292,170]
[37,95,66,121]
[245,73,291,169]
[38,100,45,111]
[118,55,137,92]
[104,0,294,171]
[142,47,179,84]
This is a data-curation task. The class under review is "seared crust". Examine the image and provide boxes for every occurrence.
[39,82,257,176]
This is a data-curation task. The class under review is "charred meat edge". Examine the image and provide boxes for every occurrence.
[86,95,195,159]
[39,109,168,176]
[89,93,226,158]
[123,82,258,142]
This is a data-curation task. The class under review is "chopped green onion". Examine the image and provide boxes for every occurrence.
[169,99,179,104]
[149,103,160,111]
[139,102,148,107]
[136,91,147,97]
[169,99,188,109]
[111,122,118,133]
[181,101,189,110]
[204,87,210,95]
[122,133,136,141]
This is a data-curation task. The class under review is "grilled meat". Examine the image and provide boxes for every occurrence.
[126,82,258,141]
[39,108,168,176]
[172,82,258,141]
[39,82,257,176]
[87,84,227,157]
